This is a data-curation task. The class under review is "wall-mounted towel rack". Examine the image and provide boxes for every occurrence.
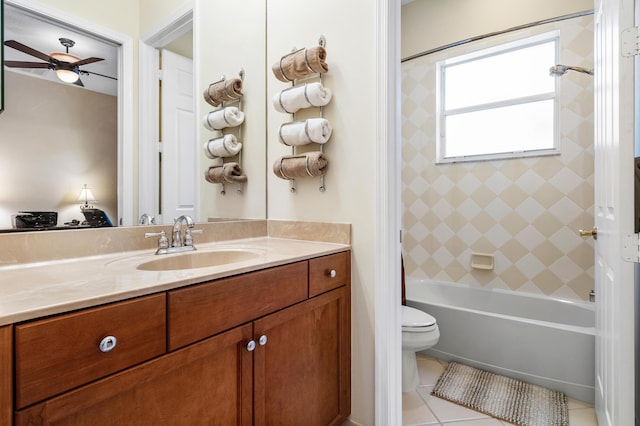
[272,35,330,193]
[203,68,246,195]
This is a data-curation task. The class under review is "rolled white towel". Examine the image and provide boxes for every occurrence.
[203,134,243,158]
[278,118,332,146]
[202,107,245,131]
[272,82,332,114]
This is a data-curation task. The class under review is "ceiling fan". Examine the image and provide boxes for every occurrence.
[4,38,115,87]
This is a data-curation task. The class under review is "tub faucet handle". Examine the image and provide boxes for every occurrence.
[578,226,598,240]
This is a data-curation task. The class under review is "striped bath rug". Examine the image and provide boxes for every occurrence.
[432,362,569,426]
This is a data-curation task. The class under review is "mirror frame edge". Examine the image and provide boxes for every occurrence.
[1,0,4,114]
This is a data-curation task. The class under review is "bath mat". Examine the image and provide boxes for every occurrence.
[432,362,568,426]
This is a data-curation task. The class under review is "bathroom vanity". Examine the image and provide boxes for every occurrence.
[0,232,351,425]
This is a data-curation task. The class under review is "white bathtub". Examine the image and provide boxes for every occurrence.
[405,279,596,403]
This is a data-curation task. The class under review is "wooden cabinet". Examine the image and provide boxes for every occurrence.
[8,250,351,425]
[15,324,254,425]
[254,286,350,425]
[14,294,167,409]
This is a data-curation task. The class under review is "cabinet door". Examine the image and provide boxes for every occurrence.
[253,287,351,426]
[15,324,254,426]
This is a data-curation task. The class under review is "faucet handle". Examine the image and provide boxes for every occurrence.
[184,228,203,247]
[145,230,169,249]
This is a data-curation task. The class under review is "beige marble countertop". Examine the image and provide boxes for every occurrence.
[0,237,350,326]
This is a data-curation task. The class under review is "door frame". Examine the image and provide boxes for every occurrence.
[375,0,403,424]
[5,0,135,226]
[139,2,195,224]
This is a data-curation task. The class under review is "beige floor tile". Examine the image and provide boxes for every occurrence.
[417,386,490,423]
[416,354,446,386]
[569,407,598,426]
[568,396,594,409]
[402,390,440,425]
[442,419,505,425]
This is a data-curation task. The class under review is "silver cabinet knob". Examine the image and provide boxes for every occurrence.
[258,335,268,346]
[328,269,337,278]
[99,336,117,353]
[247,340,256,352]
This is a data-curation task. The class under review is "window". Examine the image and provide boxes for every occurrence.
[436,31,560,163]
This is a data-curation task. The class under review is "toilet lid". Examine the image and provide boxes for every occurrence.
[402,305,436,330]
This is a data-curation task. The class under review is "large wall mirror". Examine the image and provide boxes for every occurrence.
[0,0,267,232]
[2,2,119,231]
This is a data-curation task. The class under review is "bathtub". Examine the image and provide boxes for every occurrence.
[406,279,596,403]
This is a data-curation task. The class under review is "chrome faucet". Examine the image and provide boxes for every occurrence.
[138,213,155,225]
[171,215,195,247]
[144,215,202,255]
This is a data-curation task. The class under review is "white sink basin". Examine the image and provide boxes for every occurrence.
[136,249,260,271]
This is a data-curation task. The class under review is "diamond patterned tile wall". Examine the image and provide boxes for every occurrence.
[401,15,594,301]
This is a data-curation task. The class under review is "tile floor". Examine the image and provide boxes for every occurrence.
[402,355,599,426]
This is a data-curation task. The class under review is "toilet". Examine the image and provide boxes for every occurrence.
[402,305,439,392]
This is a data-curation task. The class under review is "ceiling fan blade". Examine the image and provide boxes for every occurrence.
[4,61,50,69]
[4,40,52,63]
[82,70,117,80]
[72,57,104,67]
[73,77,85,87]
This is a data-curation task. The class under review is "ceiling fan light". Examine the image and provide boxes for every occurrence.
[50,51,81,83]
[56,68,80,83]
[50,52,80,63]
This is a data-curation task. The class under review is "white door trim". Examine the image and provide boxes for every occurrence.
[5,0,135,226]
[375,0,402,424]
[139,1,195,224]
[138,42,160,223]
[593,0,635,423]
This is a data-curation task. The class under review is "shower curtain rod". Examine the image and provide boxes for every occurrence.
[401,9,594,63]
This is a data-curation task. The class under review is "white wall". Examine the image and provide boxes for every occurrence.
[197,0,267,220]
[266,0,377,423]
[37,0,139,36]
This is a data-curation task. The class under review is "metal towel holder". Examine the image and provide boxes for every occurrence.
[205,68,245,195]
[277,35,328,193]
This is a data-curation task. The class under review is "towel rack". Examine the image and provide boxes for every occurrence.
[203,68,246,195]
[275,36,329,193]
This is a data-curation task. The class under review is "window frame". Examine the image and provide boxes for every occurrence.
[435,31,561,164]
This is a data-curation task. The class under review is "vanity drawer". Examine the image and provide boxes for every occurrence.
[309,251,350,297]
[15,294,166,409]
[168,261,308,350]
